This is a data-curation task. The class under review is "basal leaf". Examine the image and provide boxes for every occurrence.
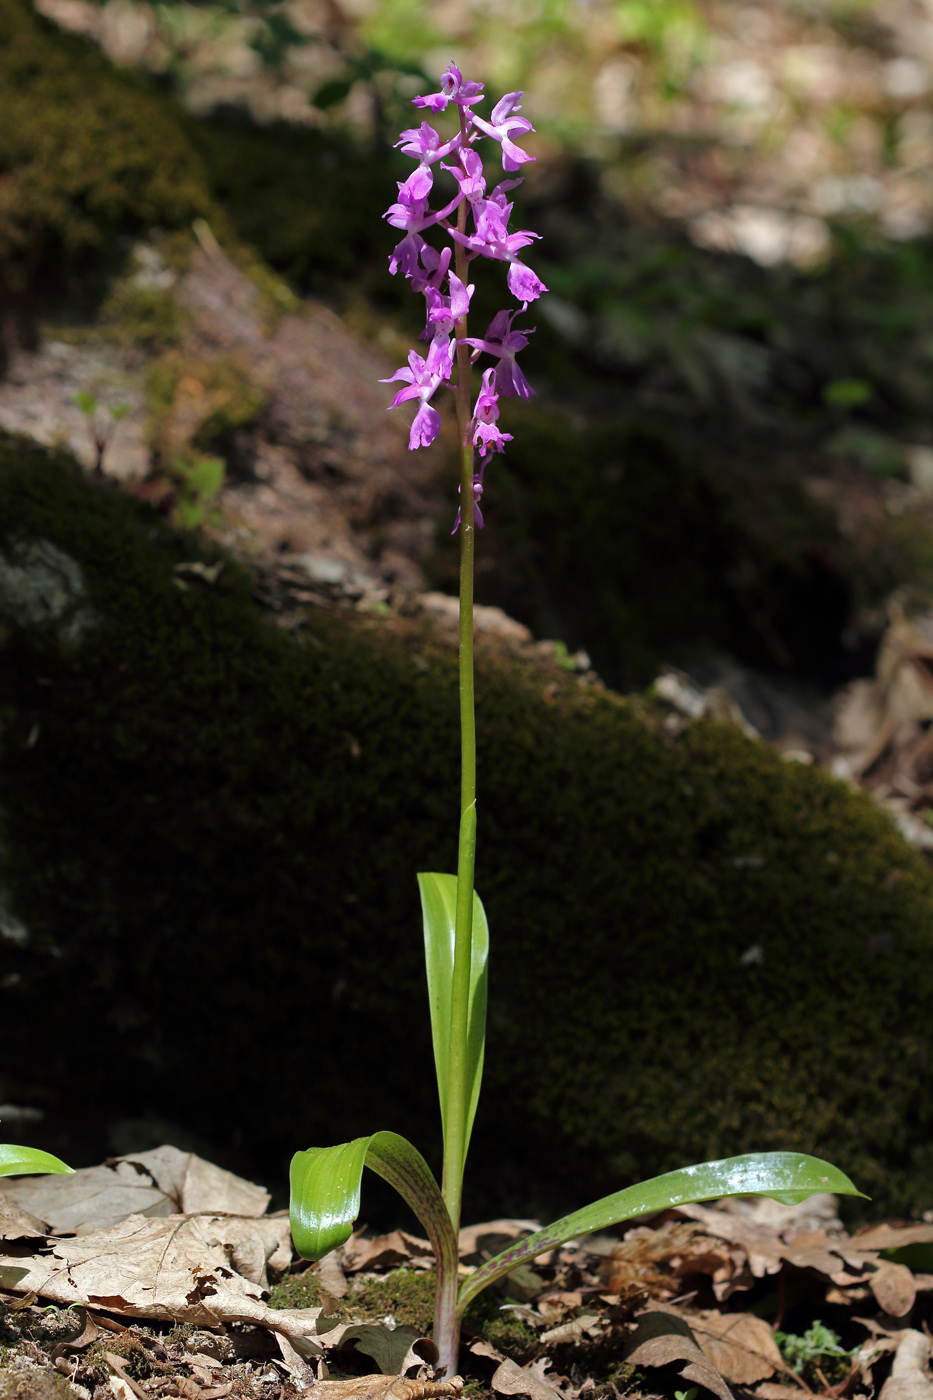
[290,1130,458,1284]
[456,1152,865,1315]
[417,872,488,1179]
[0,1144,74,1177]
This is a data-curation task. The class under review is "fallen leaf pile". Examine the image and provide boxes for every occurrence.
[1,1151,932,1400]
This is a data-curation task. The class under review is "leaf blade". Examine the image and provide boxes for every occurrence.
[0,1144,74,1177]
[417,872,488,1177]
[289,1130,458,1279]
[456,1152,865,1315]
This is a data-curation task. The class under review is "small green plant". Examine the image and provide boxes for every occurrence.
[775,1322,855,1378]
[169,453,226,530]
[288,62,866,1380]
[73,393,129,476]
[674,1389,698,1400]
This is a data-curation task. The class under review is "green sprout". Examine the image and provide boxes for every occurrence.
[288,64,867,1382]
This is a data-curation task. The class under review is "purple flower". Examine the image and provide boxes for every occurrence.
[471,367,513,457]
[470,92,535,171]
[385,190,463,280]
[413,62,484,113]
[450,203,547,307]
[395,121,458,164]
[424,272,474,338]
[441,147,486,206]
[411,243,452,295]
[506,261,548,307]
[462,309,536,398]
[380,339,451,451]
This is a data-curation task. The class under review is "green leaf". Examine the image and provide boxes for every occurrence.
[456,1152,865,1315]
[417,872,488,1179]
[0,1144,74,1177]
[290,1130,457,1278]
[72,391,97,417]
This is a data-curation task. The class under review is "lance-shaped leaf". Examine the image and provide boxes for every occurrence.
[0,1144,74,1178]
[418,872,488,1180]
[290,1130,458,1280]
[456,1152,865,1315]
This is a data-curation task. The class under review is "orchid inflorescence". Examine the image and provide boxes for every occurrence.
[381,62,544,529]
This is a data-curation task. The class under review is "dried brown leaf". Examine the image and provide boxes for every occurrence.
[313,1376,464,1400]
[343,1230,432,1272]
[870,1261,916,1317]
[690,1310,784,1384]
[316,1248,350,1297]
[0,1212,329,1349]
[0,1145,269,1234]
[492,1356,563,1400]
[0,1193,47,1240]
[879,1330,933,1400]
[459,1220,541,1260]
[624,1308,733,1400]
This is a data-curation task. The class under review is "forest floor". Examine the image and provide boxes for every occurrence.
[1,1149,932,1400]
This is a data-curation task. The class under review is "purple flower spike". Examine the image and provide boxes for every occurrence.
[413,62,484,113]
[470,92,536,171]
[381,63,546,526]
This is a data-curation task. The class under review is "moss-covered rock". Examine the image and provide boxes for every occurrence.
[1,433,932,1220]
[0,0,212,300]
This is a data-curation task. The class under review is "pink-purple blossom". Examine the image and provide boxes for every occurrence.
[382,62,546,521]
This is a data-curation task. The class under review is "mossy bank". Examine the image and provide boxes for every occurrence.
[1,434,932,1219]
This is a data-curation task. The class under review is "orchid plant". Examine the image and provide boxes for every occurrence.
[289,63,864,1380]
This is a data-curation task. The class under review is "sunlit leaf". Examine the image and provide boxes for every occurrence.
[456,1152,865,1315]
[0,1144,74,1178]
[417,872,488,1180]
[290,1130,457,1281]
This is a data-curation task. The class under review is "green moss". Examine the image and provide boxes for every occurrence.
[0,0,212,297]
[463,1292,539,1360]
[269,1271,334,1313]
[350,1270,436,1335]
[0,437,932,1219]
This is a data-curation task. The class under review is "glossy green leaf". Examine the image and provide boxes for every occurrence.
[417,872,488,1180]
[290,1130,458,1279]
[0,1144,74,1177]
[456,1152,865,1315]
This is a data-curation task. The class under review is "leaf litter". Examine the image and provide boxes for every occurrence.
[1,1150,932,1399]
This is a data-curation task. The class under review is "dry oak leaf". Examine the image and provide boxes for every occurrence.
[0,1212,331,1349]
[879,1329,933,1400]
[311,1377,463,1400]
[491,1356,564,1400]
[689,1310,785,1385]
[869,1261,916,1318]
[624,1307,732,1400]
[0,1192,47,1240]
[0,1144,269,1234]
[343,1230,433,1272]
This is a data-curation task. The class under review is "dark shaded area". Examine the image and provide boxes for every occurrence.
[2,438,932,1220]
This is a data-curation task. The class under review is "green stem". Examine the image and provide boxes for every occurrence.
[441,109,477,1238]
